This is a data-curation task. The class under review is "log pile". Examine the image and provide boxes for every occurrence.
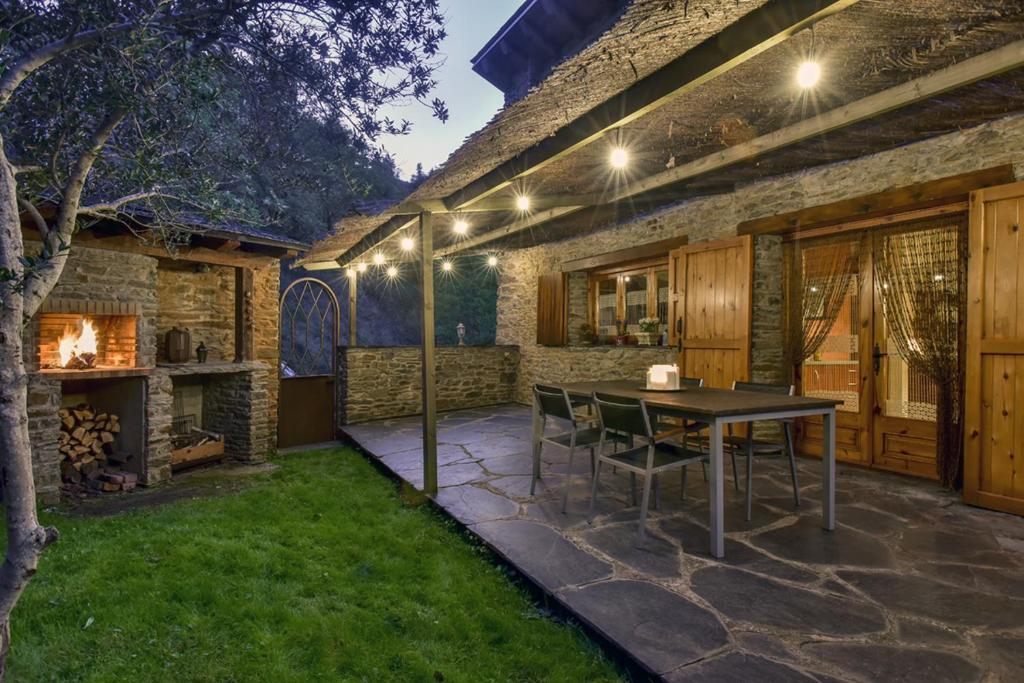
[58,404,137,493]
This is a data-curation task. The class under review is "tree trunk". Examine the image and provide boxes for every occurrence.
[0,139,59,679]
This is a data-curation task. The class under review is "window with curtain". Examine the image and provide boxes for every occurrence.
[588,260,668,343]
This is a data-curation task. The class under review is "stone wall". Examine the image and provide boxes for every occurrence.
[338,346,520,424]
[27,376,62,505]
[252,264,280,449]
[144,373,174,485]
[156,262,235,362]
[199,365,270,461]
[497,113,1024,400]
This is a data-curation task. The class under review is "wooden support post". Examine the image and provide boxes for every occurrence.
[234,267,255,362]
[348,271,357,347]
[420,211,438,496]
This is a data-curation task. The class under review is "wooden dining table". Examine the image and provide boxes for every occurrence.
[531,380,841,558]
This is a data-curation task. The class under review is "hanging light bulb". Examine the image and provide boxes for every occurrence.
[515,195,531,211]
[609,147,629,170]
[441,260,453,272]
[345,267,355,279]
[356,262,367,274]
[796,60,821,89]
[400,236,415,251]
[453,219,469,236]
[386,265,399,279]
[373,252,386,266]
[486,255,498,268]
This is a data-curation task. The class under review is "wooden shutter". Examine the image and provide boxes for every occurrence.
[537,272,568,346]
[964,181,1024,515]
[668,235,753,388]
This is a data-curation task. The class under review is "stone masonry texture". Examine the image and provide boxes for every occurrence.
[337,346,520,424]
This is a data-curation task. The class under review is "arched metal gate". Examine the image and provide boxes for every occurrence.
[278,277,340,448]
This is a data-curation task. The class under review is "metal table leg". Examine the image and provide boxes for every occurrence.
[822,407,836,530]
[709,418,725,558]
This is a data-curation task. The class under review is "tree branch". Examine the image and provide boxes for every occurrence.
[16,196,49,239]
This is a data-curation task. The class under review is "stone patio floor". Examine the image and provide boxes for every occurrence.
[342,404,1024,682]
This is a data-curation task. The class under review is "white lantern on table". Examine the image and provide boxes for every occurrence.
[646,364,680,390]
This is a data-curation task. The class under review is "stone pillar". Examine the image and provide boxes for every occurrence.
[144,372,174,485]
[27,376,61,505]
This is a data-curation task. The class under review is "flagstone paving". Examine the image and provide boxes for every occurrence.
[342,405,1024,682]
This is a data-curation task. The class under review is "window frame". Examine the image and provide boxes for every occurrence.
[587,257,669,339]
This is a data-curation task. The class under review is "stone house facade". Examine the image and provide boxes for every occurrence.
[495,113,1024,404]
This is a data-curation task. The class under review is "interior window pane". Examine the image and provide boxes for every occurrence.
[624,274,648,329]
[802,277,860,413]
[596,278,618,338]
[882,319,938,421]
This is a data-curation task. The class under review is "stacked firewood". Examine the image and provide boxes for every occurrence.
[58,404,137,492]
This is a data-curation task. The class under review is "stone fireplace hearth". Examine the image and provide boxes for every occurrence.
[23,236,285,504]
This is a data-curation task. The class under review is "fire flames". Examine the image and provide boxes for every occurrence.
[58,319,99,369]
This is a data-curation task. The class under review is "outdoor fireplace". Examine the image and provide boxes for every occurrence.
[37,299,139,372]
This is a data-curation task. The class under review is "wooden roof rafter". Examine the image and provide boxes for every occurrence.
[443,0,862,212]
[436,38,1024,256]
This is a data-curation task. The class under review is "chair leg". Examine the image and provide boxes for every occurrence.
[784,423,801,508]
[560,443,575,514]
[587,461,602,522]
[531,441,542,495]
[745,451,754,522]
[730,446,740,491]
[590,447,596,474]
[681,465,688,500]
[701,460,708,481]
[637,471,655,541]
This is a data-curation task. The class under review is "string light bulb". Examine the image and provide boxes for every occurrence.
[486,255,498,268]
[796,60,821,89]
[453,219,469,235]
[400,236,415,251]
[345,267,355,279]
[386,265,399,279]
[441,260,453,272]
[356,262,367,274]
[609,147,629,169]
[515,195,531,211]
[373,252,386,266]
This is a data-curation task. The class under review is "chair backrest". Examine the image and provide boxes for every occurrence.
[732,380,795,396]
[681,377,704,388]
[593,392,652,439]
[534,384,575,422]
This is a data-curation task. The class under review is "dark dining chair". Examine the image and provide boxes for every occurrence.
[533,384,626,512]
[726,380,801,520]
[651,377,711,494]
[588,392,705,540]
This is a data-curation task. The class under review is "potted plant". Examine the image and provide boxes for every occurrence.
[636,317,660,346]
[614,319,630,346]
[578,323,598,345]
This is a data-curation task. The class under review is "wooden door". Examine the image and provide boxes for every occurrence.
[795,237,873,467]
[278,277,339,449]
[668,235,752,388]
[870,279,939,479]
[964,181,1024,515]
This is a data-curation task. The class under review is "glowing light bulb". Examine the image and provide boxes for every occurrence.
[515,195,530,211]
[796,60,821,89]
[453,220,469,235]
[400,236,415,251]
[373,252,386,265]
[386,265,398,278]
[934,274,945,282]
[345,267,355,279]
[486,255,498,267]
[356,262,367,273]
[441,260,453,272]
[609,147,629,169]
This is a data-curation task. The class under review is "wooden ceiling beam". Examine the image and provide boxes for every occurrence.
[441,0,861,211]
[386,193,600,215]
[438,39,1024,255]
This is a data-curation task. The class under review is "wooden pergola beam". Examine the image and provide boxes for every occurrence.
[439,39,1024,255]
[419,211,438,496]
[385,193,600,216]
[442,0,861,211]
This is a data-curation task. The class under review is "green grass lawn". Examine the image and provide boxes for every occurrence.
[7,448,622,682]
